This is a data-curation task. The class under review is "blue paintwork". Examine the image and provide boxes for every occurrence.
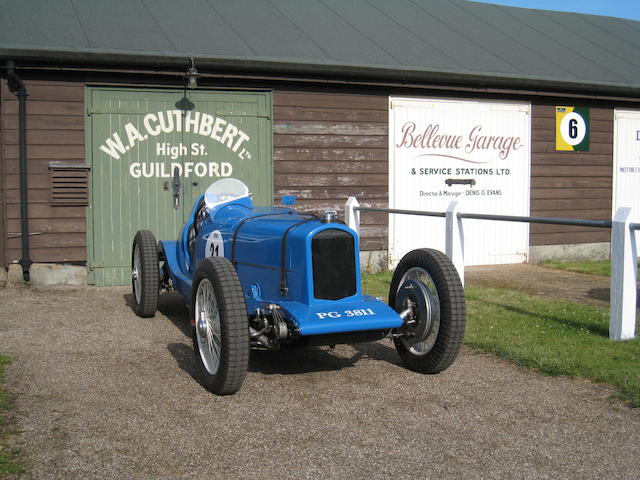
[159,182,402,336]
[278,297,401,335]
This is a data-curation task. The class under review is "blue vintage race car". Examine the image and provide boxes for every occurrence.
[131,179,465,395]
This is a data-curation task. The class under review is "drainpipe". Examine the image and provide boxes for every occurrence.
[6,61,32,281]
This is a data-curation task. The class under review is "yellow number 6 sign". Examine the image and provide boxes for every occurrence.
[556,106,590,151]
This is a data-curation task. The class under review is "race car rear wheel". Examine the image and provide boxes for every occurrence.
[191,257,249,395]
[131,230,160,318]
[389,248,465,374]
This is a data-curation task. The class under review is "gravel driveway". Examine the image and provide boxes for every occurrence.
[1,285,639,479]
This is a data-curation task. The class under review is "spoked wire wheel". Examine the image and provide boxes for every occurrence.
[195,279,222,375]
[191,257,249,395]
[132,243,143,304]
[389,249,466,374]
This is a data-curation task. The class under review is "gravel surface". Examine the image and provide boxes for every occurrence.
[1,282,639,480]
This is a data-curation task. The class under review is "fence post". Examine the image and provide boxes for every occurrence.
[445,201,465,286]
[345,197,360,235]
[610,207,637,340]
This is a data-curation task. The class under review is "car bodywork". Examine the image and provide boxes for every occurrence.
[164,179,402,338]
[132,179,466,395]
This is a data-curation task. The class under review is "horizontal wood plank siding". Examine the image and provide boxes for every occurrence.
[1,80,86,264]
[273,91,389,251]
[530,103,613,246]
[0,76,624,268]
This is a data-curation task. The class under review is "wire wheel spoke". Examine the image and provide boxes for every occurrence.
[191,257,249,395]
[132,244,142,304]
[196,279,222,375]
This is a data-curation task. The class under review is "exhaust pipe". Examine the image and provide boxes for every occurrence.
[249,327,272,349]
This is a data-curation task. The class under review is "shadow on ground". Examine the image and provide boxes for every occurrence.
[157,292,191,337]
[587,286,640,307]
[134,291,406,381]
[587,287,611,303]
[249,338,403,375]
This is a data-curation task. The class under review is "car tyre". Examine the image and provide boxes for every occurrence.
[389,248,466,374]
[191,257,249,395]
[131,230,160,318]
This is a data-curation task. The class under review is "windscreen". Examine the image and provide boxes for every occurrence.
[204,178,250,209]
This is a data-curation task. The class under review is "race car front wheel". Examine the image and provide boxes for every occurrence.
[389,248,466,374]
[131,230,160,318]
[191,257,249,395]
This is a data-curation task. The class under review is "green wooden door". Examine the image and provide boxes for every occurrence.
[86,88,272,286]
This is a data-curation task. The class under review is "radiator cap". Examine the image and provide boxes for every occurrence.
[322,210,337,223]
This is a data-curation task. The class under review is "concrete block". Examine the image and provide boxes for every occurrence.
[7,264,24,285]
[529,242,610,263]
[360,250,389,274]
[4,263,86,286]
[29,264,87,286]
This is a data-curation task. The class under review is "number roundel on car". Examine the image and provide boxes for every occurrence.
[205,230,224,258]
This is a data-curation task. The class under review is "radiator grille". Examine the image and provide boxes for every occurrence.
[312,229,356,300]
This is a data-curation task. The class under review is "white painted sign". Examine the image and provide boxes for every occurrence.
[389,98,531,266]
[98,109,252,178]
[613,109,640,250]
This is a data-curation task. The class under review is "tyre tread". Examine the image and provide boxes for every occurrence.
[389,248,466,374]
[192,257,249,395]
[132,230,159,318]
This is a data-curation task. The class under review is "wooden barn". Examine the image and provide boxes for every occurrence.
[1,0,639,284]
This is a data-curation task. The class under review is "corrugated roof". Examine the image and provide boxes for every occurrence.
[1,0,639,96]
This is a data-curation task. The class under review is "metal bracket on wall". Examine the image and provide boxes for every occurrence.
[445,178,476,187]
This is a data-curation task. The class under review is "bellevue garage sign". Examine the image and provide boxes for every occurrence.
[389,97,531,266]
[395,122,523,162]
[98,109,253,178]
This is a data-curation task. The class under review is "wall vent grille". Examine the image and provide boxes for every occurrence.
[48,163,91,206]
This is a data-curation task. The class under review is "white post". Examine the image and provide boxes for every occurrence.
[610,207,637,340]
[345,197,360,235]
[445,201,465,286]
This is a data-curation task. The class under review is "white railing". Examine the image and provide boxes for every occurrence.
[345,197,636,341]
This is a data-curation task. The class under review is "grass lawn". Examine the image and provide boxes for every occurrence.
[542,259,613,276]
[0,354,24,477]
[363,271,640,407]
[542,259,640,279]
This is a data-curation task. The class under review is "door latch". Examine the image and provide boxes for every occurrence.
[172,166,180,209]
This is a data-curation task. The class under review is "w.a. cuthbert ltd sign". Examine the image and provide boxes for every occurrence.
[396,121,524,163]
[98,110,252,178]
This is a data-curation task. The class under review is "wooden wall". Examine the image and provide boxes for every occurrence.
[530,103,613,246]
[0,80,86,264]
[272,94,616,251]
[273,91,389,251]
[0,79,624,267]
